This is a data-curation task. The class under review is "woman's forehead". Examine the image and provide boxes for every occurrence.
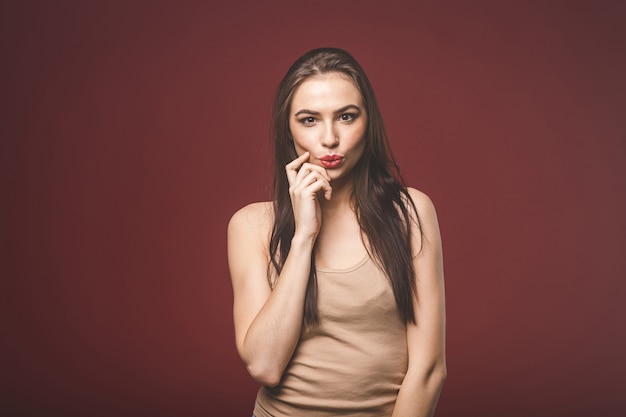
[291,73,362,111]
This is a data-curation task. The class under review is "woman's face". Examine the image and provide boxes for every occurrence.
[289,72,367,184]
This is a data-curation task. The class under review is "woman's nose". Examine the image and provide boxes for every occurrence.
[320,124,339,148]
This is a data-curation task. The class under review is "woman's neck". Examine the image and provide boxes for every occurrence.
[319,176,354,213]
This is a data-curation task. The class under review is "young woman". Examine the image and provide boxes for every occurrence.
[228,47,446,417]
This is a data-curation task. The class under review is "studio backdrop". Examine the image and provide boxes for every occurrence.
[2,1,625,416]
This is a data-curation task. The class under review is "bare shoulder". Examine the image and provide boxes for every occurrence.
[228,201,274,283]
[229,201,274,230]
[406,187,438,223]
[228,201,273,253]
[406,187,442,255]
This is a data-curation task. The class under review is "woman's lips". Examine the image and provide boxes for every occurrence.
[319,154,343,168]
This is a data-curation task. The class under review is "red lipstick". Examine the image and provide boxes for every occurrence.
[320,154,343,168]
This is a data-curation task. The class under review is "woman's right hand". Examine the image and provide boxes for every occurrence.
[229,153,331,386]
[285,152,332,241]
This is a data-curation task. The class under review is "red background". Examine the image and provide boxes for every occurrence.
[2,1,625,416]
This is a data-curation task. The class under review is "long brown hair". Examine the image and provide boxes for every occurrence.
[269,47,421,326]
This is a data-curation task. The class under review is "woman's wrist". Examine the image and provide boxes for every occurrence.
[290,232,316,251]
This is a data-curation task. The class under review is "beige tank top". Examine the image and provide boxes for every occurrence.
[253,255,408,416]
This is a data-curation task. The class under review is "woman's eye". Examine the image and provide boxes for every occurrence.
[340,113,355,122]
[300,117,316,125]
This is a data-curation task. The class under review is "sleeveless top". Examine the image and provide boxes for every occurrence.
[253,255,409,417]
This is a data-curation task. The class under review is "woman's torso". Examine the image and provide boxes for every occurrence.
[253,253,408,417]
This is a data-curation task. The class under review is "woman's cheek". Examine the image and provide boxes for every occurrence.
[291,133,309,155]
[292,141,305,155]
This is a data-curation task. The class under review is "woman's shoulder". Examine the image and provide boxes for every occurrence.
[405,187,441,251]
[405,187,435,211]
[228,201,274,236]
[228,201,273,262]
[405,187,439,227]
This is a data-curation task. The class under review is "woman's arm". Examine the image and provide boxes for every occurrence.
[392,188,447,417]
[228,204,314,386]
[228,152,332,387]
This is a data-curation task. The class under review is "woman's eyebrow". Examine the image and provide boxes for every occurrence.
[294,109,321,116]
[294,104,361,117]
[334,104,361,114]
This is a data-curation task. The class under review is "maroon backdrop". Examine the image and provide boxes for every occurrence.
[2,1,625,416]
